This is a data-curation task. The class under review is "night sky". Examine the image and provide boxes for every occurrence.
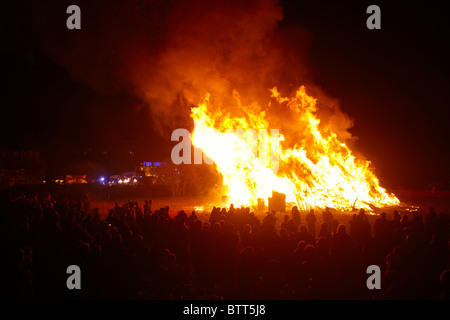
[1,0,449,189]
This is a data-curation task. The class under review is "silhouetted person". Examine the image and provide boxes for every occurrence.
[281,214,290,230]
[3,248,33,298]
[236,246,258,299]
[392,210,401,228]
[323,207,334,234]
[262,211,277,234]
[305,209,317,239]
[297,225,314,245]
[2,192,448,300]
[281,214,296,233]
[318,222,331,239]
[438,269,450,300]
[291,206,301,231]
[144,199,152,216]
[374,212,388,236]
[332,224,353,258]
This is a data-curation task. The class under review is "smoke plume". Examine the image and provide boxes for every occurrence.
[33,0,353,140]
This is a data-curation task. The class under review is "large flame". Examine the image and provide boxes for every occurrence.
[191,86,399,211]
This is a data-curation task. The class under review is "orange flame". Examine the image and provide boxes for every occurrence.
[191,86,399,211]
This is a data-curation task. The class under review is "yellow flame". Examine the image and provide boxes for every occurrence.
[191,86,399,211]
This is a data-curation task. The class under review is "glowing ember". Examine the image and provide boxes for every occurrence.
[191,86,399,211]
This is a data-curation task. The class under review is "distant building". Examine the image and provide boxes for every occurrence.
[137,161,167,183]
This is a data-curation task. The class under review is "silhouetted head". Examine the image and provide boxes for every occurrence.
[79,242,90,258]
[211,222,221,233]
[337,224,346,234]
[430,233,443,246]
[243,224,252,234]
[295,240,307,253]
[239,246,255,261]
[193,219,203,230]
[383,270,401,289]
[385,253,398,270]
[440,269,450,292]
[135,234,144,245]
[304,244,316,260]
[316,236,330,254]
[428,210,437,220]
[11,248,25,268]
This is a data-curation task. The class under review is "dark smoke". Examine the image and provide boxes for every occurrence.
[31,0,353,140]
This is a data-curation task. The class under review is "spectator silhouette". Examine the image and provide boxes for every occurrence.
[323,207,333,232]
[374,212,388,236]
[296,225,313,245]
[318,222,331,240]
[291,206,301,231]
[332,224,353,258]
[438,269,450,300]
[1,193,448,300]
[305,209,317,239]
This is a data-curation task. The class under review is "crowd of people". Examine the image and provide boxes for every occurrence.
[0,193,449,300]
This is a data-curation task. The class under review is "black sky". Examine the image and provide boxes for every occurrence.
[1,0,449,188]
[281,0,450,189]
